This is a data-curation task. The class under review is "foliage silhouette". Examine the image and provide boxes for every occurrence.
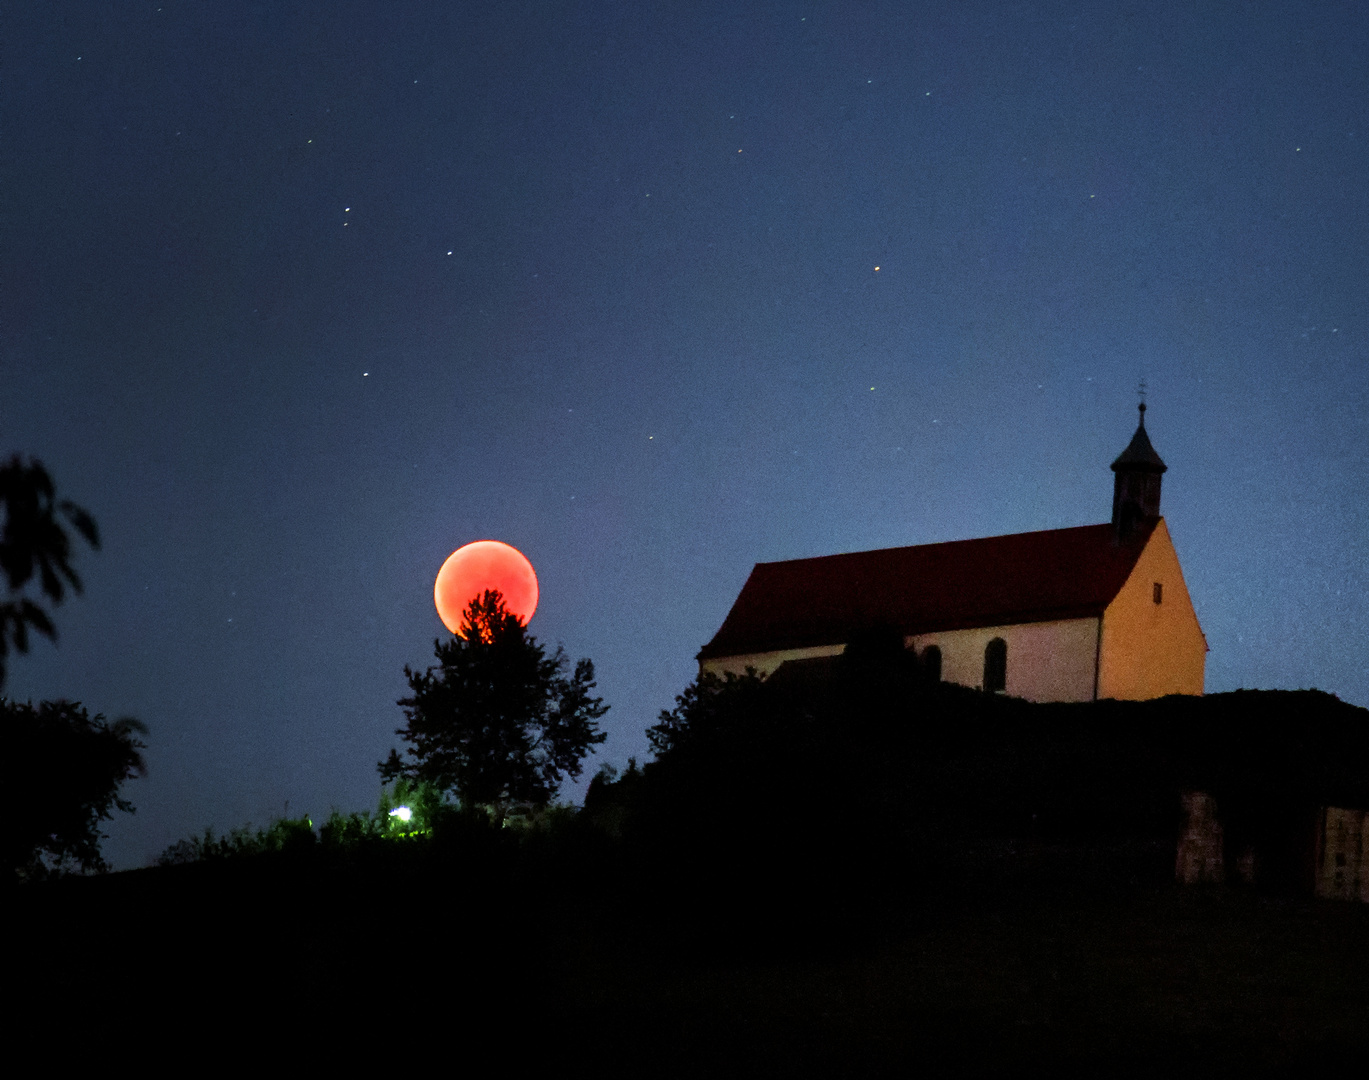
[637,672,1369,913]
[154,780,588,870]
[646,667,771,759]
[4,698,146,880]
[156,780,449,866]
[157,824,266,865]
[381,589,608,814]
[157,814,337,865]
[375,777,453,838]
[633,666,915,956]
[0,456,100,688]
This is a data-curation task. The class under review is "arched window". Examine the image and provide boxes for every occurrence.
[983,637,1007,693]
[920,645,942,684]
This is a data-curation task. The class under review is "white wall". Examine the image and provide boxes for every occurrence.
[700,616,1101,703]
[700,643,845,680]
[907,617,1100,703]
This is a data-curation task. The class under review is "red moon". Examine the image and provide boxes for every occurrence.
[434,540,539,633]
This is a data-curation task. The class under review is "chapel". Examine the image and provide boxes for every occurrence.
[698,405,1207,702]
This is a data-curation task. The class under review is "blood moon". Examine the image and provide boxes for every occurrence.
[433,540,539,633]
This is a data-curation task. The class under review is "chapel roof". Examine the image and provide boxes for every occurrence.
[697,519,1158,660]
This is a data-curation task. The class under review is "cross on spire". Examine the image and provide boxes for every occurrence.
[1137,378,1148,423]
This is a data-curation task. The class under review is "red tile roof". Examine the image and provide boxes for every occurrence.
[698,521,1156,660]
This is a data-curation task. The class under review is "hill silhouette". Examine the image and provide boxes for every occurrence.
[11,686,1368,1068]
[593,683,1369,934]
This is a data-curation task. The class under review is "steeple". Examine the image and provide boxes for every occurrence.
[1110,401,1166,539]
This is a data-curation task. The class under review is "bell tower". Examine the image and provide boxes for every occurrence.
[1110,401,1166,540]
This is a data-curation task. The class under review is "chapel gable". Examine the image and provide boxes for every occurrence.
[698,408,1206,702]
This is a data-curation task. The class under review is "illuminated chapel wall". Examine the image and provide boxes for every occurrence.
[700,643,845,680]
[1097,518,1206,700]
[907,617,1099,703]
[700,617,1100,703]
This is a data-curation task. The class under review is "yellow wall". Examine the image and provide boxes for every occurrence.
[1097,518,1206,699]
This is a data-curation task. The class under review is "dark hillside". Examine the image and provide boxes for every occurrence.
[11,687,1367,1067]
[598,684,1369,936]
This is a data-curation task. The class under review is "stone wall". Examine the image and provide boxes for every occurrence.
[1314,807,1368,903]
[1175,791,1224,884]
[1177,795,1368,902]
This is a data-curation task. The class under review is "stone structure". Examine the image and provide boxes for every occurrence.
[1315,807,1369,903]
[698,407,1207,702]
[1175,792,1225,885]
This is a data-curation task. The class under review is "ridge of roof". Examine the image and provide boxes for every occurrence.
[698,520,1158,660]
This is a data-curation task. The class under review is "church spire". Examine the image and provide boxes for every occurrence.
[1110,400,1166,539]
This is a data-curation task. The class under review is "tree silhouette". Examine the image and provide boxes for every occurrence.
[381,589,608,813]
[4,698,146,879]
[0,455,100,689]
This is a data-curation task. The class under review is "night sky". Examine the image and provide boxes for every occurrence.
[4,2,1366,869]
